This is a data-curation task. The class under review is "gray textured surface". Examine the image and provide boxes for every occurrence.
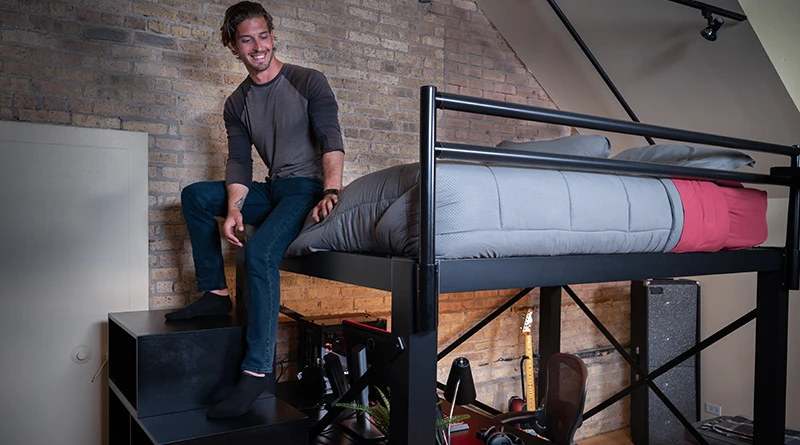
[645,281,699,445]
[286,161,684,258]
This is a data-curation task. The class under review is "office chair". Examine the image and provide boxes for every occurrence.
[489,353,588,445]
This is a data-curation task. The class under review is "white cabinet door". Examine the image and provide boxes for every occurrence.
[0,121,148,445]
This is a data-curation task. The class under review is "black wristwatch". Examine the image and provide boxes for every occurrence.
[323,188,339,196]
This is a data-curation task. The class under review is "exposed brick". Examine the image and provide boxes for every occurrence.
[0,10,27,27]
[72,113,121,129]
[147,19,170,35]
[48,3,73,19]
[135,31,176,48]
[18,108,70,123]
[176,11,218,29]
[123,120,169,135]
[91,0,132,14]
[3,61,56,78]
[134,62,180,79]
[84,26,128,42]
[133,2,177,20]
[0,43,26,60]
[13,93,40,109]
[180,68,223,84]
[168,24,190,39]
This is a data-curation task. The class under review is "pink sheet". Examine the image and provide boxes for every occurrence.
[671,180,768,253]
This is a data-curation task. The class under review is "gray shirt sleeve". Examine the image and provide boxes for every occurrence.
[305,70,344,154]
[224,86,253,189]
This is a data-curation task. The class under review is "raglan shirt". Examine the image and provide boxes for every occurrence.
[223,64,344,189]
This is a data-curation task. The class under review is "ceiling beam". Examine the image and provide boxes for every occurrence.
[665,0,748,21]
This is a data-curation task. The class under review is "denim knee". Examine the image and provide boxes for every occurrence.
[244,241,282,275]
[181,182,206,210]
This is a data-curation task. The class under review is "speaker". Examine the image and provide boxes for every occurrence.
[631,279,700,445]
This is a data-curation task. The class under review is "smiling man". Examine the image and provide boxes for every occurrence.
[164,1,344,418]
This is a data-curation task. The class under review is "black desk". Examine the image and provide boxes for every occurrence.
[443,402,549,445]
[305,401,549,445]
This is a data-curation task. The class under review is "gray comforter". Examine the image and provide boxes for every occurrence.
[285,162,684,259]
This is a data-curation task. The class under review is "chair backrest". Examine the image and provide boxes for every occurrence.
[541,353,589,445]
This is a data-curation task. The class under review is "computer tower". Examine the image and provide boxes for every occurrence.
[294,312,386,403]
[297,312,387,373]
[631,279,700,445]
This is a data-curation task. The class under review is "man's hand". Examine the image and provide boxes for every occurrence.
[311,193,338,222]
[222,209,245,247]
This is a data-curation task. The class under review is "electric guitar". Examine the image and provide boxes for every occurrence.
[508,309,536,412]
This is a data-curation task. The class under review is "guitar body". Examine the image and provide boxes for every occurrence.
[508,395,526,412]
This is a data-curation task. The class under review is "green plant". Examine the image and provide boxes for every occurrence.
[336,387,470,443]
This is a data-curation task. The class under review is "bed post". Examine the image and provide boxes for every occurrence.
[390,258,437,445]
[385,85,438,445]
[419,85,439,333]
[784,151,800,290]
[538,286,562,404]
[753,270,789,444]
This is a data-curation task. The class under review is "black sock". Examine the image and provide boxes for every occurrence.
[207,372,269,419]
[165,291,232,321]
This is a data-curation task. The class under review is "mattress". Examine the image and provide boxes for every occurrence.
[285,162,768,259]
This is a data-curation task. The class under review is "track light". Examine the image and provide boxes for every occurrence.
[700,8,724,41]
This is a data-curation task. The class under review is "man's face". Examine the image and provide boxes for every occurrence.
[229,17,275,74]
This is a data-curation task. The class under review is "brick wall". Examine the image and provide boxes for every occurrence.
[0,0,629,438]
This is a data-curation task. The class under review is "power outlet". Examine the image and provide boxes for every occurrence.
[705,402,722,416]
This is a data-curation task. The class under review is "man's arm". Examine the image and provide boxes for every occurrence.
[223,183,249,247]
[311,150,344,222]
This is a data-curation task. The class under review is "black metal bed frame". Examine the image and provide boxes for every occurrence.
[282,86,799,445]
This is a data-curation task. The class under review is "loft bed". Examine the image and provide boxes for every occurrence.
[280,85,799,445]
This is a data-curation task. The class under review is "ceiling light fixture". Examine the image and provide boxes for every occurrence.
[700,8,724,41]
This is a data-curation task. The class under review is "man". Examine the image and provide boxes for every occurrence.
[165,1,344,419]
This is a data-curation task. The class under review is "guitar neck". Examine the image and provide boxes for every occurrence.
[524,333,536,410]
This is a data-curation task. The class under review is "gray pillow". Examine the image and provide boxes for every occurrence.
[497,134,611,158]
[613,144,755,170]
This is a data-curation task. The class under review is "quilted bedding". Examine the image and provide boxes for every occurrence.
[285,162,767,259]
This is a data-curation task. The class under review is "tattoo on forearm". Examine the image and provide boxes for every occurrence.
[233,198,244,210]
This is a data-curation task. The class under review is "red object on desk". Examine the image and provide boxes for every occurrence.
[444,401,549,445]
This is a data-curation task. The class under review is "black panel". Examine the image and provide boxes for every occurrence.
[439,250,780,294]
[631,280,700,445]
[280,252,398,291]
[131,418,154,445]
[138,397,307,445]
[109,387,131,445]
[109,316,138,410]
[108,309,274,418]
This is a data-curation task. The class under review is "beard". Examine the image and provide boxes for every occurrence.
[247,50,275,73]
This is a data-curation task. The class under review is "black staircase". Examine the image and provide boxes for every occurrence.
[108,309,309,445]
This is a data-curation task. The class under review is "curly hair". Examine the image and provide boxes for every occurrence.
[220,1,274,54]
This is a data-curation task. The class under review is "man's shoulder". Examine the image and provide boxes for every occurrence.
[282,63,323,78]
[224,76,253,104]
[281,64,329,90]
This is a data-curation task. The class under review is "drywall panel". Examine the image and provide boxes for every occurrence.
[0,121,148,445]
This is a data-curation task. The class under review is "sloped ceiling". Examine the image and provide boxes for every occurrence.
[475,0,800,192]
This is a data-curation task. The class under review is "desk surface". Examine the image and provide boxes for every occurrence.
[309,402,549,445]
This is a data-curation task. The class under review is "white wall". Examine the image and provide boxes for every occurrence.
[0,122,149,445]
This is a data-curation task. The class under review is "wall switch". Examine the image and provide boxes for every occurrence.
[705,402,722,416]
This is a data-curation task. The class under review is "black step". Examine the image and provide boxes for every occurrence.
[108,309,275,418]
[111,385,308,445]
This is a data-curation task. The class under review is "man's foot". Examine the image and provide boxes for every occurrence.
[207,372,270,419]
[165,292,232,321]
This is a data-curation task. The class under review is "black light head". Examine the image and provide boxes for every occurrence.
[701,11,725,41]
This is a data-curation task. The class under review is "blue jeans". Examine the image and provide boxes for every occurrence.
[181,178,322,374]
